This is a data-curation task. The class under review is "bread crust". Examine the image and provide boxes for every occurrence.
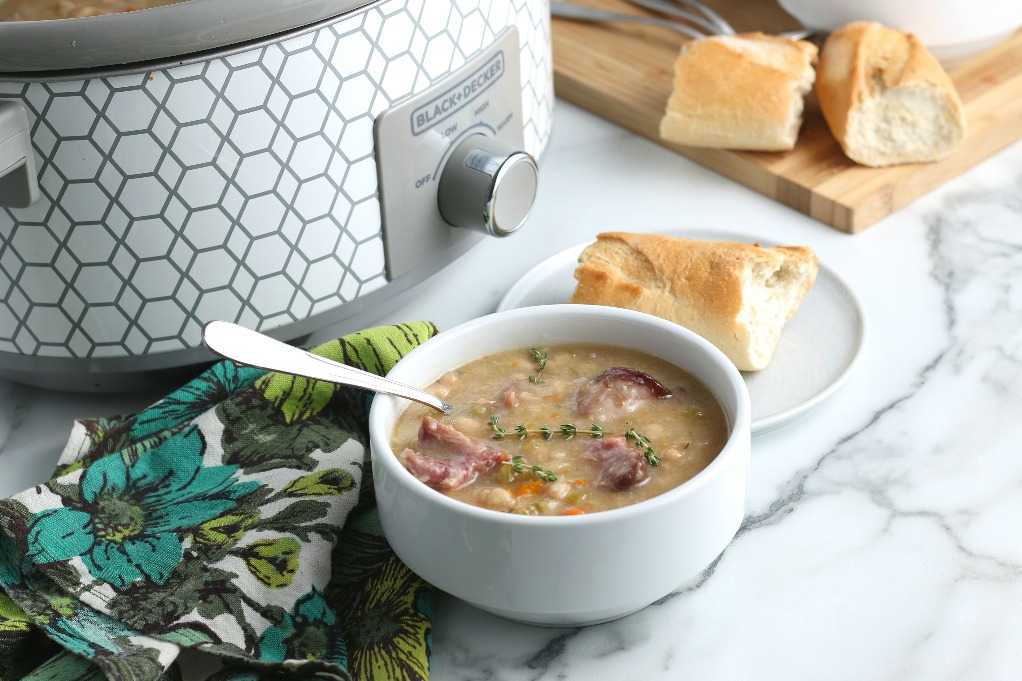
[816,21,967,166]
[659,33,818,151]
[569,232,819,371]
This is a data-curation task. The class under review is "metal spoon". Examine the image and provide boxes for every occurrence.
[551,1,818,42]
[626,0,734,36]
[202,320,452,414]
[550,1,707,39]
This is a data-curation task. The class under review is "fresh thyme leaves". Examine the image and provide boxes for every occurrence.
[559,423,605,440]
[504,454,557,482]
[488,417,657,475]
[517,424,547,440]
[489,414,507,439]
[528,347,548,384]
[625,427,660,467]
[489,416,604,442]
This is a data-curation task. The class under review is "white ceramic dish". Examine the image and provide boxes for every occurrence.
[369,305,752,627]
[497,231,866,435]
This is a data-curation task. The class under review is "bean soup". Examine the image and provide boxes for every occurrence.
[390,344,729,516]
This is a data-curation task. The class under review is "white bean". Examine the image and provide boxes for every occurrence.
[551,351,575,364]
[452,417,487,438]
[542,379,566,394]
[545,481,572,499]
[474,487,514,512]
[642,424,665,441]
[536,498,562,515]
[661,444,689,461]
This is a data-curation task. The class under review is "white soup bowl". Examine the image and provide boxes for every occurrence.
[368,304,752,626]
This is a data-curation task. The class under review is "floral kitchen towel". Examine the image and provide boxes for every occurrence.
[0,322,439,681]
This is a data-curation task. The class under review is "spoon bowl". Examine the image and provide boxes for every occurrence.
[202,321,452,414]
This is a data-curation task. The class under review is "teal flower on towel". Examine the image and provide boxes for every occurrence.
[258,589,346,666]
[26,426,259,589]
[44,604,138,658]
[129,360,264,439]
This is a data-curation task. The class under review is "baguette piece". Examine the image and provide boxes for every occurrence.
[569,233,819,371]
[659,33,818,151]
[815,21,968,167]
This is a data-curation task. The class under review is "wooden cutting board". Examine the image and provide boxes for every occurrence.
[552,0,1022,232]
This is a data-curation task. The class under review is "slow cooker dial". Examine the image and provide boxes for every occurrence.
[437,133,538,238]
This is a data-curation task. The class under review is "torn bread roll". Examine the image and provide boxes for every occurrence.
[569,233,819,371]
[658,33,818,151]
[815,21,968,167]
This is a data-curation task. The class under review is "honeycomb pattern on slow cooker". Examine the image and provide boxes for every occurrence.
[0,0,553,359]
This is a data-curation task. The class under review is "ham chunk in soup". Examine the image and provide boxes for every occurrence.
[501,382,521,409]
[400,417,506,491]
[575,367,672,418]
[391,344,729,516]
[581,437,650,490]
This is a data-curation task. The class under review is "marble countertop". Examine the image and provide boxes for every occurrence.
[3,100,1021,680]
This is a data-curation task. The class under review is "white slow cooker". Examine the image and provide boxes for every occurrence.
[0,0,553,390]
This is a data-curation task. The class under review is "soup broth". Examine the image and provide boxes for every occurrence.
[0,0,182,21]
[390,344,729,516]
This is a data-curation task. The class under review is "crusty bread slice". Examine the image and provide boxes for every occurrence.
[659,32,818,151]
[569,232,819,371]
[816,21,967,167]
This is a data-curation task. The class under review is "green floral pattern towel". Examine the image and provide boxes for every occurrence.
[0,322,439,681]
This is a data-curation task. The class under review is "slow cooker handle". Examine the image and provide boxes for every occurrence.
[0,101,39,209]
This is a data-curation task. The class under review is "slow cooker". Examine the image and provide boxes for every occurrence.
[0,0,553,390]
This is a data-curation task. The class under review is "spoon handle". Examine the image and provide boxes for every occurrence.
[550,2,706,39]
[202,321,452,414]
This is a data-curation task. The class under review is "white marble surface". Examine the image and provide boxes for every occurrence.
[3,100,1022,680]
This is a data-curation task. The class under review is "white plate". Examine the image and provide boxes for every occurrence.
[497,231,867,435]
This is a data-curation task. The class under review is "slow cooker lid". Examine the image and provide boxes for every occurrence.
[0,0,377,73]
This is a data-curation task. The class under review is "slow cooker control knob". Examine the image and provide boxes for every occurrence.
[437,133,538,237]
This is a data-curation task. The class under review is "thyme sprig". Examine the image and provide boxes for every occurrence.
[488,415,604,442]
[625,427,660,466]
[487,416,659,478]
[504,454,557,482]
[559,423,606,440]
[528,347,548,384]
